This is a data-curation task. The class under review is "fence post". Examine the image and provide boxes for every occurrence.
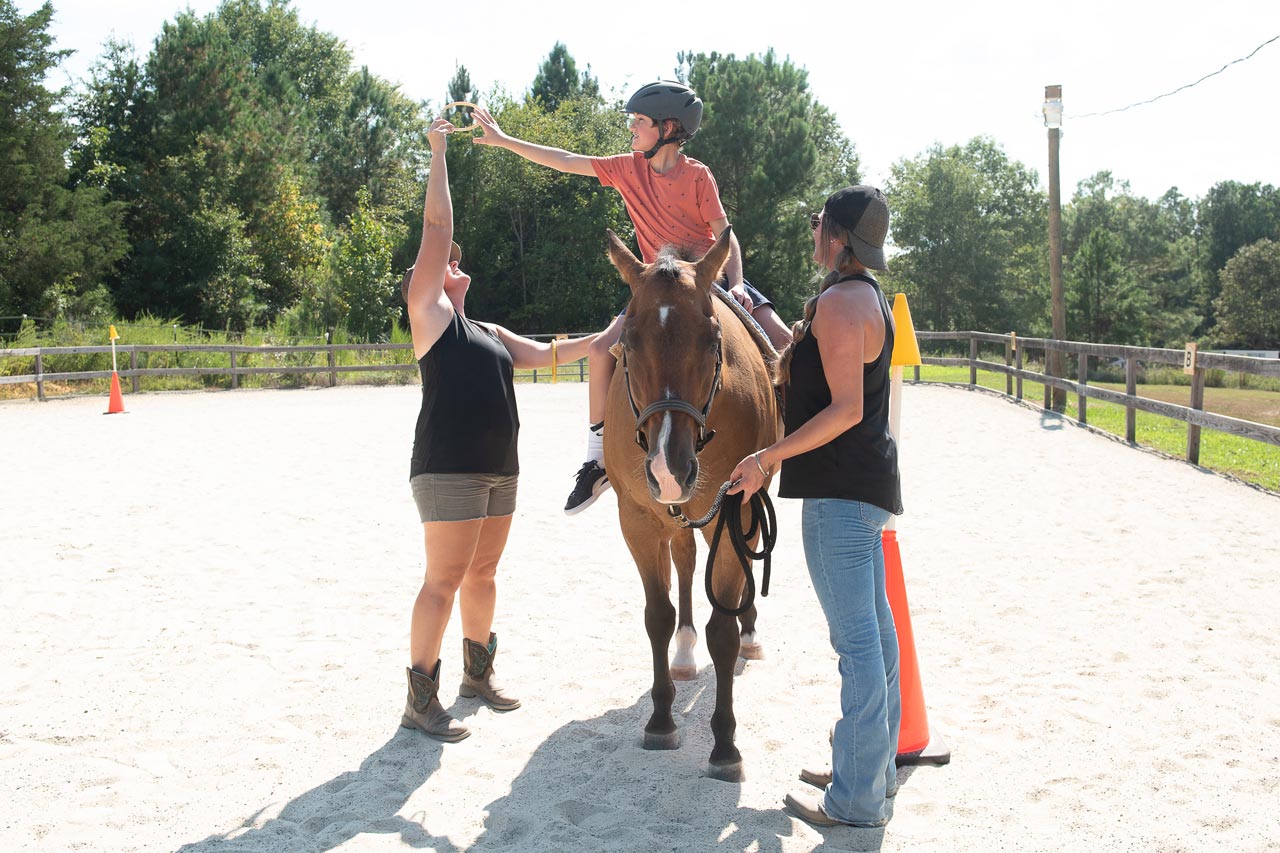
[1004,335,1013,396]
[579,358,585,382]
[230,349,239,389]
[130,349,139,393]
[968,338,978,389]
[1077,352,1088,425]
[1125,356,1137,443]
[35,350,45,402]
[1015,342,1024,401]
[1186,366,1206,464]
[327,331,336,388]
[913,365,920,382]
[1043,347,1052,411]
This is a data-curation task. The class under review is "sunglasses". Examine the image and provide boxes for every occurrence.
[809,212,822,231]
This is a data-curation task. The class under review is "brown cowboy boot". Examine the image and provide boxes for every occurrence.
[401,661,469,742]
[459,632,521,711]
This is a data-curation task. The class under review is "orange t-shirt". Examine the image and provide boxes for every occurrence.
[590,152,728,263]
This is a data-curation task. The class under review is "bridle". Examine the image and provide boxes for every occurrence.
[618,331,723,454]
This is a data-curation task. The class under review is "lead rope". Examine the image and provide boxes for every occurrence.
[669,481,778,617]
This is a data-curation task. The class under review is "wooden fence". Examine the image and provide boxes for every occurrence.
[914,332,1280,464]
[6,332,1279,468]
[0,336,588,400]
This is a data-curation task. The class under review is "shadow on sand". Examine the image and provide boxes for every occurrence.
[176,720,456,852]
[464,660,890,853]
[178,664,891,852]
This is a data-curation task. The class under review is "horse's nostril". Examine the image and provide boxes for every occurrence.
[683,459,699,489]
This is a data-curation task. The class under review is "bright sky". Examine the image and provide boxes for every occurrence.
[27,0,1280,203]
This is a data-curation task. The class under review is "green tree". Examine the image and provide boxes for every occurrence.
[679,50,856,318]
[530,42,599,110]
[317,66,425,225]
[1194,180,1280,332]
[1063,174,1198,345]
[883,137,1047,333]
[332,187,402,340]
[1214,239,1280,348]
[0,0,126,320]
[82,0,406,328]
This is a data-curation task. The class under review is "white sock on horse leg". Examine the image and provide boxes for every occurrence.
[585,422,604,465]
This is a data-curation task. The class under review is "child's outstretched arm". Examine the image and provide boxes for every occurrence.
[472,106,596,176]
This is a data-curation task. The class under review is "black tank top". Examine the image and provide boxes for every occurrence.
[778,274,903,514]
[410,311,520,478]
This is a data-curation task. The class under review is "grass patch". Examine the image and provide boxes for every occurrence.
[913,364,1280,493]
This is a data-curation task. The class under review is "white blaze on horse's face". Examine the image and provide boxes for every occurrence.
[658,305,672,327]
[647,401,686,504]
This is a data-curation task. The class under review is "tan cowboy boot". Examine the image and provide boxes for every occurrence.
[459,632,521,711]
[401,661,469,742]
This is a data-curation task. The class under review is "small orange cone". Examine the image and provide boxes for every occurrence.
[884,529,949,765]
[106,371,126,414]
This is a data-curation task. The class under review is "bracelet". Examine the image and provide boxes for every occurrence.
[753,452,769,477]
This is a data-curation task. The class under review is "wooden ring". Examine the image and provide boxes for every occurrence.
[441,101,481,132]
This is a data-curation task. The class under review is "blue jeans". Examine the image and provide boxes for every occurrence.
[802,499,901,825]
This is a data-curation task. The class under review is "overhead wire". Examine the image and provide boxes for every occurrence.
[1067,33,1279,119]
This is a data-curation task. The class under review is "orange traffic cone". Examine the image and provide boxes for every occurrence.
[105,371,126,414]
[884,528,949,765]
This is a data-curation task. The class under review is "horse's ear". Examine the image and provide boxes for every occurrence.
[607,230,645,291]
[694,225,733,291]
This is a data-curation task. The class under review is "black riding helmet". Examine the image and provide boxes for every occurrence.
[625,81,704,159]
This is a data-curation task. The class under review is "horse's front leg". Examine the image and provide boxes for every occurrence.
[704,542,747,781]
[619,510,680,750]
[705,604,744,780]
[670,528,698,680]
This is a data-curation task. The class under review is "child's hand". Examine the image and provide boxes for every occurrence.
[471,107,507,147]
[728,285,754,311]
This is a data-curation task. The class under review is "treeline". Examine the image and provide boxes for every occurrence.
[883,141,1280,348]
[2,0,1277,348]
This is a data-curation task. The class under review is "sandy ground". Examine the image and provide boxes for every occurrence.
[2,382,1278,853]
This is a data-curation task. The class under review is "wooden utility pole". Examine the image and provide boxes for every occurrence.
[1045,84,1066,411]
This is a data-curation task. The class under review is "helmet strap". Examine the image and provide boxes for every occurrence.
[641,120,682,160]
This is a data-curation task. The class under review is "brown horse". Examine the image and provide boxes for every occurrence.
[602,226,781,782]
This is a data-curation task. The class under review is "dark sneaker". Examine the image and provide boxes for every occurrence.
[564,461,610,515]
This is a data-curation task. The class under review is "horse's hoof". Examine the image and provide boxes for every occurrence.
[643,729,680,750]
[704,759,745,783]
[670,664,697,681]
[737,641,764,661]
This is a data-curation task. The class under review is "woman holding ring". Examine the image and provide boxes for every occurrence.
[400,117,596,741]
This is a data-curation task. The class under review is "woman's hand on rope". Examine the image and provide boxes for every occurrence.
[470,106,509,148]
[727,450,770,498]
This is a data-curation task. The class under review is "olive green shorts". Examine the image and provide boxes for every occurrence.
[410,472,518,523]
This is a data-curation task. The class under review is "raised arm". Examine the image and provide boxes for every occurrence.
[471,106,597,177]
[481,326,598,371]
[406,119,458,358]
